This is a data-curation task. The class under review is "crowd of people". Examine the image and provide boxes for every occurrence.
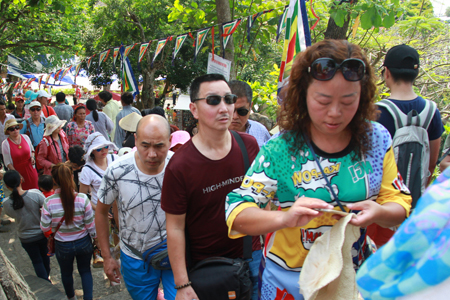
[0,40,449,300]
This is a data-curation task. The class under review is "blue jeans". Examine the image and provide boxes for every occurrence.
[120,250,176,300]
[55,235,93,300]
[247,250,263,300]
[21,236,51,281]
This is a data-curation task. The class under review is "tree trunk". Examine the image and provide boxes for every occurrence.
[324,15,351,40]
[215,0,236,79]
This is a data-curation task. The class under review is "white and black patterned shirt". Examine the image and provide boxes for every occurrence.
[98,151,172,260]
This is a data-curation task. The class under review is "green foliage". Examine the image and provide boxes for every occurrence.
[50,88,75,95]
[248,64,279,122]
[446,6,450,18]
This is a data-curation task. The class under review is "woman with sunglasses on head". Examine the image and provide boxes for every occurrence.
[2,119,38,190]
[225,40,412,299]
[65,105,95,149]
[36,115,70,175]
[2,170,50,281]
[41,163,97,300]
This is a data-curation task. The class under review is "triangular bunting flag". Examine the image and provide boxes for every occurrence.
[276,6,288,42]
[14,81,20,89]
[152,38,170,67]
[25,77,34,88]
[44,73,53,85]
[113,47,120,66]
[277,0,311,104]
[139,42,151,63]
[172,34,187,65]
[120,45,139,97]
[54,69,63,81]
[59,65,72,82]
[123,44,136,58]
[221,19,241,51]
[75,64,82,78]
[98,50,111,68]
[38,75,44,87]
[247,9,274,42]
[87,55,96,69]
[194,27,211,62]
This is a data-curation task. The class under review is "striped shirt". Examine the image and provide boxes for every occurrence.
[40,189,96,242]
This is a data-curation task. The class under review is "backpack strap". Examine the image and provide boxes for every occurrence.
[376,99,407,130]
[84,165,103,179]
[111,154,115,162]
[418,100,436,130]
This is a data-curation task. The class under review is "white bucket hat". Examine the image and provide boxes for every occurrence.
[118,147,133,157]
[119,112,142,132]
[37,90,51,99]
[84,132,118,161]
[44,115,67,136]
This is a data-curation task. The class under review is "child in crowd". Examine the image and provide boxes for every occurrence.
[6,103,15,114]
[38,175,54,198]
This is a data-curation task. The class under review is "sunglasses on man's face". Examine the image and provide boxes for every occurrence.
[235,107,249,116]
[193,94,237,105]
[96,146,109,152]
[30,107,41,112]
[7,125,20,132]
[308,58,366,82]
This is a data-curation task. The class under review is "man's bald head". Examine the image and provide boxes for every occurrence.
[136,114,171,139]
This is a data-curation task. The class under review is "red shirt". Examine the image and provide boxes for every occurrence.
[42,190,55,198]
[42,105,56,118]
[162,131,261,263]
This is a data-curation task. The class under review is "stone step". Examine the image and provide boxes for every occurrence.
[24,275,66,300]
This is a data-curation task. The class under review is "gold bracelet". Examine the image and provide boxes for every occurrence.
[174,281,191,290]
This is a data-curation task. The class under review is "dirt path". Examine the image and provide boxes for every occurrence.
[0,213,132,300]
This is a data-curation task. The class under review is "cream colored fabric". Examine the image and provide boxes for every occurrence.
[300,213,360,300]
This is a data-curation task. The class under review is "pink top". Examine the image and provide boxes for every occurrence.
[65,121,95,148]
[36,131,70,175]
[40,189,96,242]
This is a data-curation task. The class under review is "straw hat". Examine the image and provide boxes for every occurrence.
[170,130,190,150]
[119,112,142,132]
[43,115,66,136]
[84,132,118,161]
[4,119,23,134]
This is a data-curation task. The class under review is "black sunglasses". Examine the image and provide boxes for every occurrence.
[8,125,20,131]
[235,107,249,116]
[308,58,366,82]
[30,107,41,112]
[193,94,237,105]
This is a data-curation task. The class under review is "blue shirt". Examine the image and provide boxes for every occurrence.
[245,119,271,148]
[20,118,45,147]
[377,96,444,140]
[114,105,141,148]
[53,103,73,128]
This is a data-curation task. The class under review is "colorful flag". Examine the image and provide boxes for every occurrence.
[98,49,111,67]
[44,73,52,85]
[75,64,82,78]
[87,55,96,69]
[277,0,311,103]
[20,80,27,89]
[123,44,135,58]
[120,45,139,97]
[113,47,120,66]
[221,19,241,51]
[14,81,20,89]
[194,27,211,62]
[139,42,151,63]
[276,6,289,42]
[25,77,35,88]
[247,9,274,42]
[172,34,187,65]
[59,65,72,82]
[2,83,11,93]
[38,75,44,87]
[152,38,169,66]
[54,69,63,81]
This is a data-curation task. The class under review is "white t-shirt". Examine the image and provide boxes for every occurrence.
[98,151,173,260]
[79,154,118,205]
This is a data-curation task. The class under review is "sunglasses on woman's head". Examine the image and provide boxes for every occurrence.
[308,58,366,82]
[193,94,237,105]
[96,146,109,152]
[235,107,249,116]
[30,107,41,112]
[8,125,20,131]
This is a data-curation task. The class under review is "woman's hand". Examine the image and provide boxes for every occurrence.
[345,200,384,227]
[282,197,333,228]
[31,156,35,165]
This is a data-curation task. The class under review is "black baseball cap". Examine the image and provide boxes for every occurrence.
[383,44,420,70]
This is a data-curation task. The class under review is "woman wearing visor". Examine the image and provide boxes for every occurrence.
[225,40,412,299]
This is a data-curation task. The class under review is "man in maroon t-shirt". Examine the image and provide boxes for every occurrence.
[161,74,262,300]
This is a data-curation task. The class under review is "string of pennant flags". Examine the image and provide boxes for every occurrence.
[2,0,320,95]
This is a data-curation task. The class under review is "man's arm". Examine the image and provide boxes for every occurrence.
[428,138,441,185]
[95,201,120,283]
[166,212,198,300]
[439,155,450,172]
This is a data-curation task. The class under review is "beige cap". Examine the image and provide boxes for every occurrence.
[119,112,142,132]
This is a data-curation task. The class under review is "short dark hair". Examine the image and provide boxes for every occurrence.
[56,92,66,103]
[121,92,134,105]
[190,74,228,102]
[0,100,5,106]
[228,80,252,105]
[6,103,15,110]
[68,145,85,167]
[38,175,54,192]
[98,91,112,102]
[387,68,418,84]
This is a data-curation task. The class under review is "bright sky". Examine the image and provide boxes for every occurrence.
[431,0,450,17]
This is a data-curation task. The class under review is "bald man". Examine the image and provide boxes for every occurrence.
[96,115,176,300]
